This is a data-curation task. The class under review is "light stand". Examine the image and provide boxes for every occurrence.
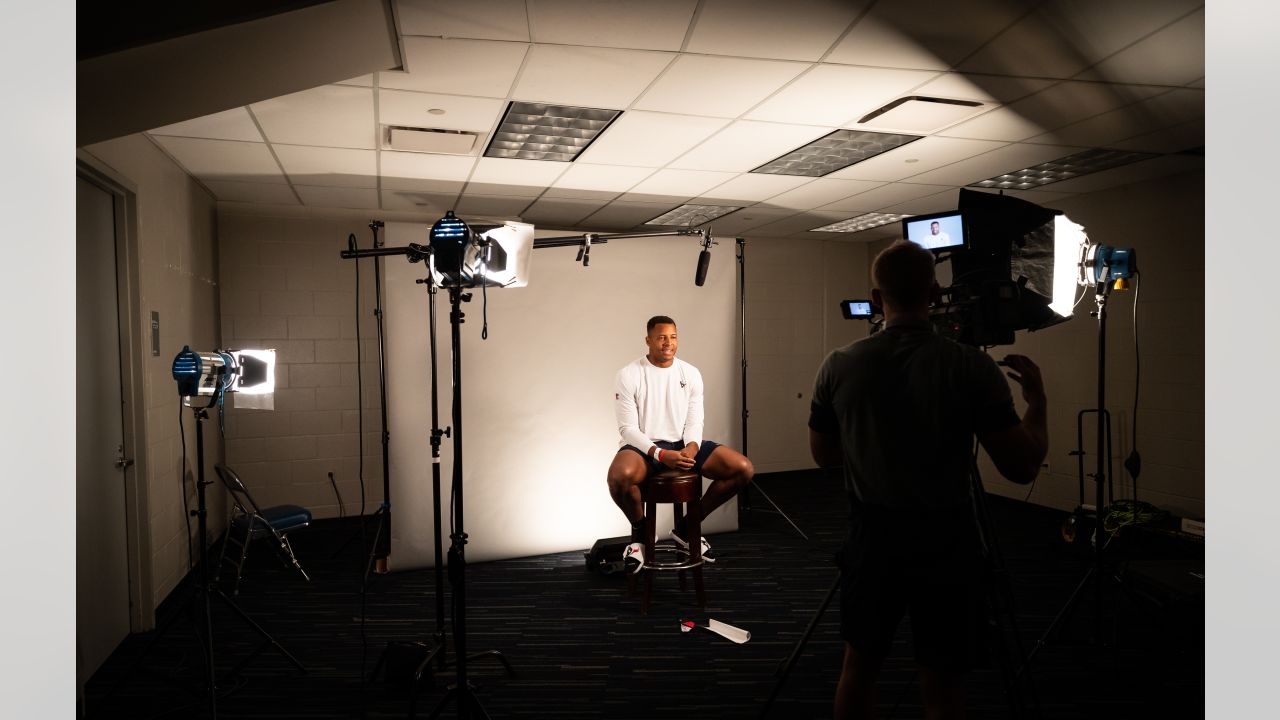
[1020,281,1121,674]
[109,395,305,718]
[733,237,806,540]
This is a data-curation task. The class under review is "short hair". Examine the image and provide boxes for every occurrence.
[930,221,940,228]
[646,315,676,333]
[872,240,936,309]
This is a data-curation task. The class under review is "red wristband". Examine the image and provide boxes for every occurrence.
[656,448,664,462]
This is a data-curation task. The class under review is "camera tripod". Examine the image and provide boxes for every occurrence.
[108,402,305,718]
[761,462,1038,719]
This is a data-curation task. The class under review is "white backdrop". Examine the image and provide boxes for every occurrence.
[383,222,739,568]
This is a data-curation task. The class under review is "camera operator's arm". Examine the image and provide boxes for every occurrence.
[978,354,1048,485]
[809,429,843,468]
[807,356,843,468]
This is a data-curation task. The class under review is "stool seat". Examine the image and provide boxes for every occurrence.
[631,468,707,613]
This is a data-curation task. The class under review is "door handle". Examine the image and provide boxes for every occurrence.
[116,457,134,470]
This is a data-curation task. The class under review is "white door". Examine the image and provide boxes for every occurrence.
[76,176,133,680]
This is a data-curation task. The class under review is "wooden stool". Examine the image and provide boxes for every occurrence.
[630,469,707,614]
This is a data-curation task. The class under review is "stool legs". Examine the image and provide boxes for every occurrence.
[641,500,657,615]
[688,496,706,609]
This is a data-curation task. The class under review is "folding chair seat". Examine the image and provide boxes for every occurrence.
[214,464,312,595]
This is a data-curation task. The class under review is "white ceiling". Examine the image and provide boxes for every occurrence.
[144,0,1205,241]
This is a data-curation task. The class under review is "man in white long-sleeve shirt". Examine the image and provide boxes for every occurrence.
[607,315,754,573]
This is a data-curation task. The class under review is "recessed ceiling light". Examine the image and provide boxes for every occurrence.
[904,158,919,164]
[751,129,922,178]
[427,108,446,115]
[970,147,1159,190]
[645,204,742,226]
[812,212,910,233]
[484,101,621,162]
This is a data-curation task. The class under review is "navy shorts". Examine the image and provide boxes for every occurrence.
[620,439,722,475]
[838,507,988,671]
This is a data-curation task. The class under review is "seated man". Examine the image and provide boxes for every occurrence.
[606,315,754,574]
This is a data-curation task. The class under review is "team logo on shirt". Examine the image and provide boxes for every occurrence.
[615,393,620,400]
[680,381,687,388]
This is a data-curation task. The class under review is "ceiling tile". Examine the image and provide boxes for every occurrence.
[1030,88,1205,148]
[705,207,798,234]
[749,211,849,237]
[336,75,374,87]
[620,169,739,203]
[153,136,288,184]
[758,178,884,211]
[634,55,809,118]
[295,185,380,210]
[547,163,654,198]
[454,194,534,218]
[911,73,1055,106]
[941,81,1165,142]
[513,45,675,109]
[1076,8,1205,86]
[745,64,939,126]
[697,173,813,204]
[903,143,1082,186]
[827,0,1026,70]
[670,120,831,173]
[990,188,1081,205]
[686,0,866,61]
[378,90,505,132]
[251,85,376,149]
[380,151,476,192]
[880,188,961,215]
[579,201,678,230]
[465,157,569,197]
[149,107,262,142]
[578,112,728,168]
[273,145,377,187]
[848,99,988,134]
[520,197,602,228]
[1112,119,1204,154]
[379,38,528,98]
[818,182,954,212]
[380,188,461,214]
[396,0,531,41]
[203,179,299,205]
[827,136,1007,182]
[527,0,697,51]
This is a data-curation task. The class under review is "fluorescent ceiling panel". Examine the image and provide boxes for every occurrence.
[812,213,909,233]
[578,112,727,168]
[149,107,262,142]
[527,0,698,51]
[904,142,1080,186]
[379,90,505,133]
[634,55,809,118]
[686,0,865,61]
[513,45,675,109]
[746,64,938,126]
[752,129,922,177]
[380,37,528,98]
[969,148,1159,190]
[484,102,620,162]
[669,120,831,173]
[153,136,288,184]
[645,204,742,226]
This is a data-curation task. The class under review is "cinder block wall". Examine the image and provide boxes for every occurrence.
[217,209,384,519]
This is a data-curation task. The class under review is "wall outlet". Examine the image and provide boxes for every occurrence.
[1180,518,1205,537]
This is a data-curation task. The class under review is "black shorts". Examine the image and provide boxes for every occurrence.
[619,439,721,475]
[838,507,987,671]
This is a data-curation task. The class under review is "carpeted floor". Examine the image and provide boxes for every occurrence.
[83,469,1203,719]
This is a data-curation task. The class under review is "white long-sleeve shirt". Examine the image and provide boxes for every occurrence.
[614,356,704,450]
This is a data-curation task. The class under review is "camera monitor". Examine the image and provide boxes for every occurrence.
[839,300,875,320]
[902,210,967,253]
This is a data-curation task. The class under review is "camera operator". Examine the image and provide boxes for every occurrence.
[808,240,1048,720]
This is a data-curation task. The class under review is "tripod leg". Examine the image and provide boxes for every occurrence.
[749,481,809,541]
[426,686,457,720]
[762,571,841,718]
[1019,565,1096,679]
[465,650,515,677]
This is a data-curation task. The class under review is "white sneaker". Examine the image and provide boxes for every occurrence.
[623,542,645,575]
[669,529,715,563]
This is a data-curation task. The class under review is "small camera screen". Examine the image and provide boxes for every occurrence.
[904,212,965,252]
[841,300,873,319]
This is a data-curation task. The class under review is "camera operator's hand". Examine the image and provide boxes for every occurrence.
[1002,354,1046,407]
[659,448,695,470]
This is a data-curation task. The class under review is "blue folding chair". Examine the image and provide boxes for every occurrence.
[214,464,312,595]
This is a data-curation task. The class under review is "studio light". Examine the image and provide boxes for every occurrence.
[428,211,535,289]
[172,346,276,401]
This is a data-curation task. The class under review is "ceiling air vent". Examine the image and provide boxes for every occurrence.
[385,126,478,154]
[857,96,984,133]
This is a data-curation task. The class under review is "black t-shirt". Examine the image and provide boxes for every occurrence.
[809,322,1019,512]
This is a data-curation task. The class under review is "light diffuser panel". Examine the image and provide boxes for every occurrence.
[484,101,621,162]
[645,204,742,226]
[811,212,910,233]
[752,129,922,177]
[970,147,1159,190]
